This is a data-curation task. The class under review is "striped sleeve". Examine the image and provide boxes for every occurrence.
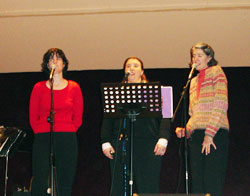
[205,66,228,137]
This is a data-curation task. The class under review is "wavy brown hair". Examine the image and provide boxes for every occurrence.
[190,43,218,67]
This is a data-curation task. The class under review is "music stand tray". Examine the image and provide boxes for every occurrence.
[0,127,26,196]
[0,128,26,157]
[101,82,162,119]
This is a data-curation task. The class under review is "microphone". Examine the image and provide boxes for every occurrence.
[188,63,197,80]
[124,71,130,82]
[49,65,56,80]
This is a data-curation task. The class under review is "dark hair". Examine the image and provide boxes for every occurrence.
[122,57,148,83]
[190,43,218,67]
[41,48,69,77]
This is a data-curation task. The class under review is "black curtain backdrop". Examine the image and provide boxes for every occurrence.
[0,67,249,196]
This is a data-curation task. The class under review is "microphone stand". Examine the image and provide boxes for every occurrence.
[128,110,137,196]
[172,69,194,194]
[121,119,128,196]
[47,78,56,196]
[122,78,128,196]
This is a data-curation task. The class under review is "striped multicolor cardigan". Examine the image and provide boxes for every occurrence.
[186,65,229,137]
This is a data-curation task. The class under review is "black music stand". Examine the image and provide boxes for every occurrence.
[101,82,162,196]
[0,127,26,196]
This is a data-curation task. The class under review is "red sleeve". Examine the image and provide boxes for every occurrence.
[72,82,84,131]
[29,82,42,133]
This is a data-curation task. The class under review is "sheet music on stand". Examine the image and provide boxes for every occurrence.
[101,82,162,118]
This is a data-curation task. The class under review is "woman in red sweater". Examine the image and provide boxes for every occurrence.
[175,43,229,196]
[29,48,83,196]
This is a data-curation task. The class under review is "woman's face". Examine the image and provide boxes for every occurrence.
[192,48,211,71]
[48,54,65,75]
[124,58,144,83]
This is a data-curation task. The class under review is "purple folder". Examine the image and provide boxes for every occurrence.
[161,86,173,118]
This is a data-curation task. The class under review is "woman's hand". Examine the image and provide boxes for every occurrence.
[202,135,217,155]
[103,146,115,159]
[175,127,185,138]
[154,143,166,156]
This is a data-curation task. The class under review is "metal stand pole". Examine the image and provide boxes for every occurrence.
[4,154,9,196]
[121,118,128,196]
[47,79,56,196]
[172,79,192,194]
[128,111,137,196]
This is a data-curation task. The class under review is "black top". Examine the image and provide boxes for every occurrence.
[101,117,171,144]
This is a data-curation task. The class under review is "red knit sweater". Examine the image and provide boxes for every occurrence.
[29,80,83,134]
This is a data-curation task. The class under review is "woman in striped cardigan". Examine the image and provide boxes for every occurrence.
[175,43,229,196]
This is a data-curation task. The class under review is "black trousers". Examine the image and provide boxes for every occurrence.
[189,129,229,196]
[31,132,78,196]
[110,138,161,196]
